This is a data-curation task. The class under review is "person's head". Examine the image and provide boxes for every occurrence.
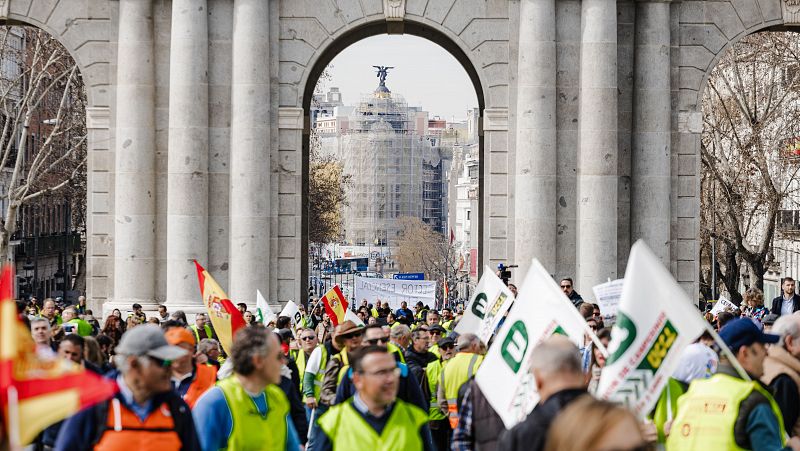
[244,311,254,324]
[508,284,518,297]
[237,303,247,314]
[164,326,197,374]
[334,320,364,350]
[763,313,780,332]
[592,328,612,369]
[113,325,188,401]
[42,299,56,318]
[414,301,423,311]
[147,317,160,325]
[400,301,408,309]
[96,334,114,356]
[364,323,389,345]
[297,327,319,354]
[719,318,780,378]
[591,303,601,319]
[230,326,283,386]
[529,336,585,401]
[438,337,456,360]
[30,316,51,346]
[198,338,221,361]
[357,311,366,322]
[386,312,396,324]
[442,308,453,320]
[456,333,485,355]
[132,303,143,313]
[276,316,292,330]
[112,308,122,318]
[772,314,800,359]
[322,311,330,323]
[170,310,188,326]
[717,311,735,330]
[351,346,400,409]
[83,336,106,366]
[103,314,122,331]
[367,316,377,325]
[411,327,430,353]
[559,278,574,297]
[785,277,796,296]
[544,396,647,451]
[77,296,86,306]
[744,287,764,308]
[361,299,368,307]
[578,303,594,320]
[426,310,440,326]
[390,324,411,348]
[58,334,85,364]
[195,312,207,328]
[158,305,167,316]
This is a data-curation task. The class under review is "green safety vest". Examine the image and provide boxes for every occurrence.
[428,344,441,359]
[441,352,483,427]
[336,350,351,385]
[217,376,289,451]
[426,359,447,421]
[371,308,379,318]
[65,318,93,337]
[649,378,685,443]
[190,324,213,344]
[441,320,454,332]
[299,346,328,401]
[318,398,428,451]
[666,373,786,451]
[387,342,406,364]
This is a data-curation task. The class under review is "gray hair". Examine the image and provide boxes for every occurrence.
[30,316,51,330]
[231,326,275,376]
[529,335,582,376]
[456,333,485,352]
[390,324,411,340]
[773,315,800,349]
[63,306,77,316]
[198,338,220,354]
[113,354,151,373]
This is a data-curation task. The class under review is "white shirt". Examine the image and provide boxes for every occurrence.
[305,346,323,375]
[782,295,795,316]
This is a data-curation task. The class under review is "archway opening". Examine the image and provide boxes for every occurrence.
[301,22,483,311]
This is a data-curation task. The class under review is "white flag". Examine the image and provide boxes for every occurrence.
[279,300,302,325]
[345,309,365,327]
[597,240,708,417]
[455,266,515,343]
[476,259,596,429]
[709,295,739,316]
[256,290,277,325]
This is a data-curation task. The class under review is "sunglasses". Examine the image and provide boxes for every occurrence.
[341,331,363,340]
[149,356,173,368]
[366,337,388,345]
[560,285,572,289]
[440,344,455,350]
[300,336,316,341]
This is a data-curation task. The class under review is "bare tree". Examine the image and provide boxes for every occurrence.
[395,216,458,304]
[0,27,86,260]
[700,32,800,303]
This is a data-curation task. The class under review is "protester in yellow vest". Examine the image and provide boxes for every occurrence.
[389,324,411,364]
[440,308,455,332]
[667,318,800,450]
[320,321,364,407]
[189,313,215,343]
[315,345,433,450]
[438,333,485,429]
[192,326,300,450]
[427,336,456,451]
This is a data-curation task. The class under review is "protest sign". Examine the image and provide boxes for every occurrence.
[592,278,624,325]
[455,266,515,343]
[709,296,739,316]
[475,259,598,429]
[256,289,277,325]
[596,241,708,417]
[279,300,303,325]
[354,276,437,310]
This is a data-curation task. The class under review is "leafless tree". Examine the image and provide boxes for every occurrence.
[395,216,458,304]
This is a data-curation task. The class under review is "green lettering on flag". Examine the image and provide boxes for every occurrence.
[607,312,637,365]
[471,293,488,319]
[639,320,678,372]
[553,325,567,336]
[501,320,529,373]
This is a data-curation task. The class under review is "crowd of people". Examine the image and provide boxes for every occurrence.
[17,274,800,450]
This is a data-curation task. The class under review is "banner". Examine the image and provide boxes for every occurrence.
[592,278,624,325]
[596,241,708,417]
[279,300,304,326]
[475,259,597,429]
[194,261,246,354]
[256,290,277,325]
[455,266,515,343]
[321,285,349,326]
[354,276,437,310]
[709,296,739,316]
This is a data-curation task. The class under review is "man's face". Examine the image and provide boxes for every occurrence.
[427,312,440,326]
[244,311,253,323]
[741,342,767,378]
[365,327,388,345]
[560,280,574,296]
[299,330,318,353]
[786,331,800,359]
[171,342,195,374]
[353,353,399,408]
[238,304,247,314]
[135,355,174,395]
[158,306,167,315]
[412,331,430,352]
[442,309,452,320]
[58,340,83,364]
[593,307,601,319]
[785,280,796,295]
[401,302,407,310]
[78,296,86,306]
[440,344,455,360]
[42,301,55,318]
[256,334,283,385]
[508,285,518,297]
[340,330,363,349]
[31,321,49,344]
[196,314,206,328]
[62,309,75,322]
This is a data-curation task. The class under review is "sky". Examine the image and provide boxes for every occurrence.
[319,34,478,122]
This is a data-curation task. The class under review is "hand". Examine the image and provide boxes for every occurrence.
[640,419,658,443]
[195,353,209,365]
[305,396,317,409]
[788,436,800,451]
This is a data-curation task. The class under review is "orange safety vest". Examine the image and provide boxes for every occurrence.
[94,398,182,451]
[183,364,218,408]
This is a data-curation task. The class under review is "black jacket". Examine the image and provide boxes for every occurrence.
[771,294,800,316]
[498,388,587,451]
[568,291,583,308]
[404,347,438,389]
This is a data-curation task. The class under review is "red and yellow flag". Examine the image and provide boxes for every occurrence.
[0,265,116,446]
[321,285,349,326]
[194,261,246,354]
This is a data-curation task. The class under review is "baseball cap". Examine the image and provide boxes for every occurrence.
[437,336,455,348]
[428,325,446,335]
[164,326,196,348]
[115,324,188,361]
[719,318,780,352]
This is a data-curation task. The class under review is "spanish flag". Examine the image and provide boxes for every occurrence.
[194,261,246,354]
[0,265,116,446]
[321,285,349,326]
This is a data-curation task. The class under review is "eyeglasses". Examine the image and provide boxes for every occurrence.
[440,344,455,350]
[300,336,316,341]
[341,331,363,340]
[366,337,388,345]
[360,367,401,378]
[148,356,173,368]
[560,285,571,289]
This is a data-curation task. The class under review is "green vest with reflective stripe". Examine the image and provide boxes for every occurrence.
[318,398,428,451]
[190,324,213,343]
[666,373,786,451]
[441,320,454,332]
[388,342,406,364]
[426,359,447,421]
[217,376,289,451]
[428,344,441,359]
[336,350,351,385]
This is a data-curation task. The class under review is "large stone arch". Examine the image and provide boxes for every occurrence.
[272,1,511,302]
[0,0,112,309]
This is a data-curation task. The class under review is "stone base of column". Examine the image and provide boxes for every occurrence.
[101,299,161,321]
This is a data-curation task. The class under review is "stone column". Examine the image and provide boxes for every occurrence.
[229,0,270,305]
[632,0,671,264]
[577,0,617,291]
[514,0,557,279]
[114,0,156,307]
[166,0,208,309]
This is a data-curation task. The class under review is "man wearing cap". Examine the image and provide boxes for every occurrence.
[763,314,800,437]
[193,326,300,451]
[667,318,800,450]
[438,333,485,430]
[54,325,199,450]
[427,336,456,451]
[165,326,217,409]
[427,324,446,358]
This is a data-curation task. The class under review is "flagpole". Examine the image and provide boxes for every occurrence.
[8,386,20,450]
[307,409,316,440]
[703,323,752,382]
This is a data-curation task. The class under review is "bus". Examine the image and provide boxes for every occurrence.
[330,257,368,274]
